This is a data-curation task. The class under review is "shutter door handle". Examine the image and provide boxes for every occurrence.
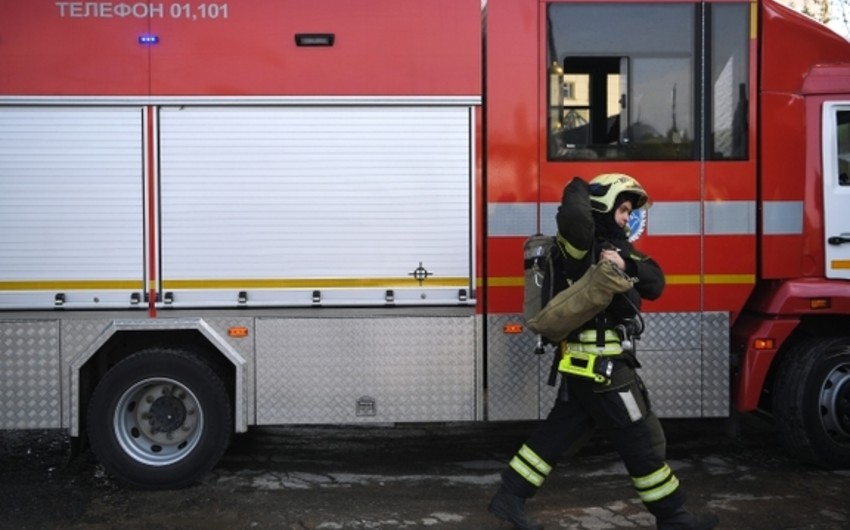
[828,235,850,245]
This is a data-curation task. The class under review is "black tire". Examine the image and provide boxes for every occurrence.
[87,348,233,489]
[773,337,850,469]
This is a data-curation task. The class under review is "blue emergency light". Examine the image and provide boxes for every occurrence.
[138,35,160,45]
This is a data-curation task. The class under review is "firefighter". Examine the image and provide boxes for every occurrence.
[487,174,719,530]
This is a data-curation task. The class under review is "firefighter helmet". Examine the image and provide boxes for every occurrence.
[588,173,650,213]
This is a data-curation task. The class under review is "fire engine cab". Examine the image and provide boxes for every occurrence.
[1,0,849,489]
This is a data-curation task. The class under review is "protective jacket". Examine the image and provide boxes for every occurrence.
[502,177,688,524]
[551,177,664,334]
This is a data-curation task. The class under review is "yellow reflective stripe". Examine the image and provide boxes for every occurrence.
[750,1,758,40]
[565,341,623,355]
[488,277,524,287]
[556,233,587,260]
[162,277,470,289]
[563,349,591,361]
[0,278,475,291]
[0,280,142,291]
[632,464,672,489]
[577,329,621,343]
[563,330,624,356]
[831,260,850,270]
[666,274,754,285]
[509,456,545,487]
[518,444,552,476]
[633,464,682,503]
[487,274,754,288]
[637,475,680,503]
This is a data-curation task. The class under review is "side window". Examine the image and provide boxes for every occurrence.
[710,4,750,160]
[549,57,626,159]
[546,2,750,162]
[547,3,695,161]
[838,110,850,186]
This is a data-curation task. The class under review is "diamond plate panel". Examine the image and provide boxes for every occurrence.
[487,314,545,420]
[62,318,116,432]
[0,320,61,428]
[638,350,702,417]
[702,312,730,416]
[255,316,477,424]
[636,313,704,417]
[639,313,702,351]
[193,317,255,430]
[489,312,731,420]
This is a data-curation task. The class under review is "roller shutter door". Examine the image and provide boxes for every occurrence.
[0,107,144,309]
[158,106,474,307]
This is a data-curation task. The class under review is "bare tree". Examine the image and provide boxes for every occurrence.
[834,0,850,36]
[778,0,850,38]
[777,0,828,22]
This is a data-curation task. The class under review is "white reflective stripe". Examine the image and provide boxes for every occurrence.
[763,201,804,235]
[509,456,545,487]
[649,202,700,235]
[490,201,773,237]
[488,203,538,236]
[541,203,559,235]
[705,201,756,235]
[637,475,680,503]
[618,389,644,422]
[518,444,552,476]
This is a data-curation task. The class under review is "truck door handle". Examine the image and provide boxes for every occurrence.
[828,235,850,245]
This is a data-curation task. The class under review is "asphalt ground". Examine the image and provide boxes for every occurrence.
[1,414,849,529]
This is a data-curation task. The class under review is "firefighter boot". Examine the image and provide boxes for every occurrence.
[487,484,544,530]
[656,508,720,530]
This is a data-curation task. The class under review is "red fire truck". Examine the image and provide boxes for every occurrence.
[1,0,849,489]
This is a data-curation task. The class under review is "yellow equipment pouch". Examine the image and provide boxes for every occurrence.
[558,349,614,385]
[558,331,624,385]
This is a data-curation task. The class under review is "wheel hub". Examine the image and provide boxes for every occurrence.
[149,395,187,433]
[135,383,198,445]
[820,362,850,443]
[113,377,203,466]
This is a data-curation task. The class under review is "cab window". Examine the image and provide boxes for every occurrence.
[710,3,750,160]
[838,110,850,186]
[546,3,749,162]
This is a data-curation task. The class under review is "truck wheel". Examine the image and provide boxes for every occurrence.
[87,348,232,489]
[773,337,850,469]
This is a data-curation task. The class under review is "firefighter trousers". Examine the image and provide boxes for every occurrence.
[501,363,687,519]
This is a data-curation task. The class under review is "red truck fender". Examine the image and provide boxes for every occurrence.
[734,278,850,411]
